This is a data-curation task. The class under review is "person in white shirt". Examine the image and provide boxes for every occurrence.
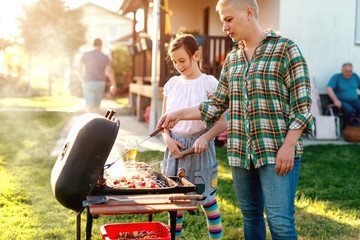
[161,34,227,240]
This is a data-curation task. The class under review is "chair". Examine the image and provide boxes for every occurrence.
[310,77,341,140]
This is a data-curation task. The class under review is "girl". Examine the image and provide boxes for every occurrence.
[161,34,227,240]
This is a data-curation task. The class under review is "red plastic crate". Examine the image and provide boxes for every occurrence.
[100,222,171,240]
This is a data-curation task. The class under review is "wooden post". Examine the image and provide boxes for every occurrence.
[159,0,167,88]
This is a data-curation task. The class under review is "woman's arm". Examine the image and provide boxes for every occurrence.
[193,113,227,154]
[157,106,202,130]
[275,129,302,176]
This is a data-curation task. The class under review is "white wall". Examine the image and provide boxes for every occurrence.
[168,0,203,34]
[279,0,360,93]
[203,0,226,36]
[258,0,279,31]
[165,0,225,36]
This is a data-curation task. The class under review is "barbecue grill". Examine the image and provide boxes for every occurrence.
[50,110,198,240]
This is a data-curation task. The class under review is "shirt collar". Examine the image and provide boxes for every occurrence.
[265,29,280,39]
[237,29,280,49]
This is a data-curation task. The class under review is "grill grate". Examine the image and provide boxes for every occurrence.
[152,176,167,188]
[102,162,169,190]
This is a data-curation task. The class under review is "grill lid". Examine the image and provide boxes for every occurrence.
[51,110,119,213]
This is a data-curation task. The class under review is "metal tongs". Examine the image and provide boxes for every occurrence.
[103,127,164,170]
[148,148,195,167]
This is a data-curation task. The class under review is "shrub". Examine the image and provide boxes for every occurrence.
[111,45,132,96]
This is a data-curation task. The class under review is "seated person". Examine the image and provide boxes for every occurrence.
[326,62,360,127]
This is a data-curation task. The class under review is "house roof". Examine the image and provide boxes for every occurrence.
[77,2,131,20]
[120,0,150,15]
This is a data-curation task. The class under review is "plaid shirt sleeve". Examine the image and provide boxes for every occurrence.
[197,53,231,129]
[284,42,313,135]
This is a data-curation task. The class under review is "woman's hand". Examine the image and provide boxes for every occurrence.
[193,136,209,154]
[157,111,182,130]
[156,107,202,131]
[275,144,295,176]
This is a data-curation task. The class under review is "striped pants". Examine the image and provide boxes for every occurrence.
[173,196,222,239]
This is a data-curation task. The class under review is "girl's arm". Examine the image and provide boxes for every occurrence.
[161,96,185,157]
[161,96,171,140]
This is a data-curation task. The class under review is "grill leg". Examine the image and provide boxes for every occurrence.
[169,211,177,240]
[148,214,153,222]
[85,208,93,240]
[76,213,81,240]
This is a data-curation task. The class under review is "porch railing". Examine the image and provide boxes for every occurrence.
[131,35,234,86]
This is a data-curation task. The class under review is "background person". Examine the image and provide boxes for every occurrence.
[78,38,117,114]
[162,34,226,240]
[326,62,360,127]
[157,0,312,239]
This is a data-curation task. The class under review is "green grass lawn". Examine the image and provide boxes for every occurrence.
[0,95,79,109]
[0,111,359,240]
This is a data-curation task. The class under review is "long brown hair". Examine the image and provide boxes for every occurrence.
[167,34,202,71]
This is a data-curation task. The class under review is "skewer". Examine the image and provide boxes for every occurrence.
[103,127,163,170]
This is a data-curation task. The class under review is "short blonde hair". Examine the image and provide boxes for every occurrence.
[216,0,259,19]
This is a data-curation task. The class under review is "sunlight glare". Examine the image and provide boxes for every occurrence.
[0,0,36,38]
[0,0,124,38]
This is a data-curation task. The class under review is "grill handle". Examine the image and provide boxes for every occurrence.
[105,109,116,120]
[149,127,164,137]
[175,148,195,158]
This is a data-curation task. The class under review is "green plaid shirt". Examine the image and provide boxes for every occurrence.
[198,30,313,169]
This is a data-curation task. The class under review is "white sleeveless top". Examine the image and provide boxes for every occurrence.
[163,74,219,135]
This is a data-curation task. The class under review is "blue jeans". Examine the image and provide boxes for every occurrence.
[83,81,105,107]
[231,158,300,240]
[340,100,360,126]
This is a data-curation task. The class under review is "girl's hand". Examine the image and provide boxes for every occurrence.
[193,136,208,154]
[165,137,186,159]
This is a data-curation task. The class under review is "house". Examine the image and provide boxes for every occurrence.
[119,0,279,124]
[119,0,360,125]
[75,2,133,57]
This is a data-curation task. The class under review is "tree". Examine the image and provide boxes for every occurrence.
[17,0,86,95]
[0,38,12,51]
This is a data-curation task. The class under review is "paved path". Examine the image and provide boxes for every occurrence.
[50,99,167,161]
[302,135,358,146]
